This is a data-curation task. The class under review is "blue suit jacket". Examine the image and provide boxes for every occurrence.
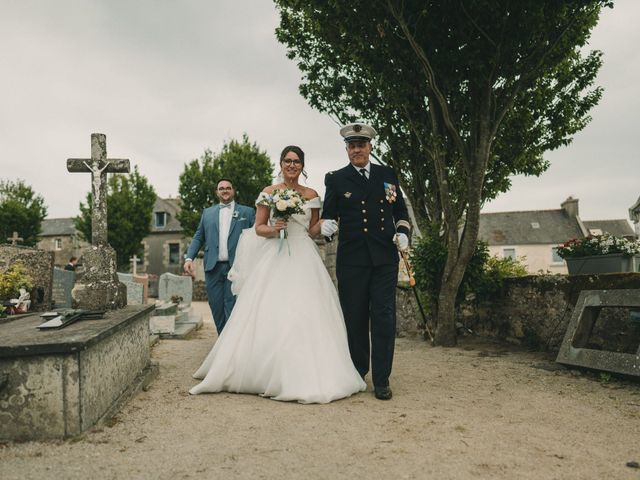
[186,203,256,272]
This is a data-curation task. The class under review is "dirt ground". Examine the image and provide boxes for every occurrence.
[1,301,639,480]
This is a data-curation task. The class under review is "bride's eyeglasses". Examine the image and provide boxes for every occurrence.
[282,159,302,167]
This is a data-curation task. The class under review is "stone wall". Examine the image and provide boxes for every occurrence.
[459,273,640,351]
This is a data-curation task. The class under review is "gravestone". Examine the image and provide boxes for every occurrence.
[158,273,192,306]
[52,268,75,308]
[556,289,640,377]
[67,133,128,310]
[117,273,148,305]
[0,245,54,311]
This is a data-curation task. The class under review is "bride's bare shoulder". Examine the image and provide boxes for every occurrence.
[303,187,320,201]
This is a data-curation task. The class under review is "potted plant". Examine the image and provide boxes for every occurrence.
[556,233,640,275]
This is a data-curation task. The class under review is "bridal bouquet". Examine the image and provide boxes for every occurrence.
[257,188,306,250]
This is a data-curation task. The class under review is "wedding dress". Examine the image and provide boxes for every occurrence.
[189,195,366,403]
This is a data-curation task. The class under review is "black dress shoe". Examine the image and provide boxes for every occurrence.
[374,386,392,400]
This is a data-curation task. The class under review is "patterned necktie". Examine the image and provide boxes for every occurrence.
[359,168,368,180]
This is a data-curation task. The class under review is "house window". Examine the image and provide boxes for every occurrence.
[551,247,563,263]
[155,212,167,228]
[54,238,62,250]
[168,243,180,265]
[503,248,516,260]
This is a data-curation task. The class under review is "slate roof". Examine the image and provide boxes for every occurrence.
[478,209,584,246]
[582,220,635,238]
[39,218,77,237]
[150,197,184,233]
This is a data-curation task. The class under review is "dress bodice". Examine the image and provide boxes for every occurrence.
[255,193,321,237]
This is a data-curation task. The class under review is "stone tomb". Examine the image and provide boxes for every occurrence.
[556,289,640,377]
[52,267,75,308]
[0,305,157,440]
[0,245,55,311]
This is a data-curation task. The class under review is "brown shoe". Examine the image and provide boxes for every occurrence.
[374,386,392,400]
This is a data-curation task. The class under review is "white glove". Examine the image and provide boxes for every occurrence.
[321,219,339,237]
[396,233,409,251]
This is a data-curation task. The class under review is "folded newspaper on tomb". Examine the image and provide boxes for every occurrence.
[36,309,107,330]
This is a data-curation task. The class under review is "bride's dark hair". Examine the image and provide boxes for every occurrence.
[279,145,307,180]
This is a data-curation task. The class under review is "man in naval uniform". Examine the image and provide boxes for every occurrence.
[320,123,411,400]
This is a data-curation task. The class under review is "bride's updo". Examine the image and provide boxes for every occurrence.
[279,145,307,181]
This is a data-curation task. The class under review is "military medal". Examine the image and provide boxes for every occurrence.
[344,192,352,198]
[383,182,397,203]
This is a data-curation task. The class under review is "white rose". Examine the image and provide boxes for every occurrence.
[276,199,288,211]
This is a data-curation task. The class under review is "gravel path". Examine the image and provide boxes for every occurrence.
[1,302,639,480]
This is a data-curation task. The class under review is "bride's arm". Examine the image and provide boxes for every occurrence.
[255,204,286,238]
[308,208,321,237]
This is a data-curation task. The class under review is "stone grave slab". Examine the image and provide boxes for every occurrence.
[118,273,144,305]
[556,289,640,377]
[0,304,156,440]
[0,245,54,311]
[52,267,75,308]
[159,273,192,306]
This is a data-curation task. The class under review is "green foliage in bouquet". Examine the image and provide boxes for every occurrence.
[0,262,34,300]
[557,233,640,259]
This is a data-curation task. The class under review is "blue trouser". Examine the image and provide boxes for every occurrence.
[205,261,236,334]
[336,263,398,388]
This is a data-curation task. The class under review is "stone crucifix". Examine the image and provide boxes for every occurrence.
[67,133,130,246]
[7,231,23,245]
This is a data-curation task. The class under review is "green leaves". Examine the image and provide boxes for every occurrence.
[0,179,47,247]
[177,134,274,237]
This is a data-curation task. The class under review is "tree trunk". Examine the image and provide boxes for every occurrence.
[434,281,458,346]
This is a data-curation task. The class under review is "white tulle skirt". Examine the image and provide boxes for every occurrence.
[189,228,366,404]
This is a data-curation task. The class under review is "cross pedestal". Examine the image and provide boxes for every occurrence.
[67,133,130,310]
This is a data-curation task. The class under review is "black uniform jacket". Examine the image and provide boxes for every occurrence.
[322,163,410,267]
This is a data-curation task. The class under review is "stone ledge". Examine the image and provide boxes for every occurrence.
[0,305,155,358]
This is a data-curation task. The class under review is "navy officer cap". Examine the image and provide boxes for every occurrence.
[340,122,377,143]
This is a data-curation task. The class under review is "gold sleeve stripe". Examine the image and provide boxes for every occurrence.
[395,220,411,230]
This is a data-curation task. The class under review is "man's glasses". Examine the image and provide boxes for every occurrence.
[282,159,302,167]
[217,187,233,192]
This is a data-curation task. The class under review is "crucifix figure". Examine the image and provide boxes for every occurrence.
[7,231,23,246]
[67,133,130,246]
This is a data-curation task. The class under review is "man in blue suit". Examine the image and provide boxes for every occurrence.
[184,179,255,333]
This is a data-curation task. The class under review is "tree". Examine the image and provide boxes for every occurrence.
[275,0,608,345]
[178,134,274,237]
[0,179,47,247]
[75,166,156,268]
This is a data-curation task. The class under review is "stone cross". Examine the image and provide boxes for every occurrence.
[130,254,138,275]
[7,231,23,245]
[67,133,130,246]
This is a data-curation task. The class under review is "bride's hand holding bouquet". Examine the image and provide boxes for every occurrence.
[257,188,306,241]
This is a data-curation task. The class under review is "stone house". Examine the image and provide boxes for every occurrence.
[37,197,191,278]
[478,197,636,274]
[36,218,90,267]
[139,197,190,277]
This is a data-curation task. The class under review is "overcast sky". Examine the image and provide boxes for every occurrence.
[1,1,638,223]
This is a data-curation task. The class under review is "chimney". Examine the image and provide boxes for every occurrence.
[561,196,579,218]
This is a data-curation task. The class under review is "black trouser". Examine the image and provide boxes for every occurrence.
[336,263,398,387]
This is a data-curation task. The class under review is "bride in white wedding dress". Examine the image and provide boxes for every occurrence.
[189,145,366,403]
